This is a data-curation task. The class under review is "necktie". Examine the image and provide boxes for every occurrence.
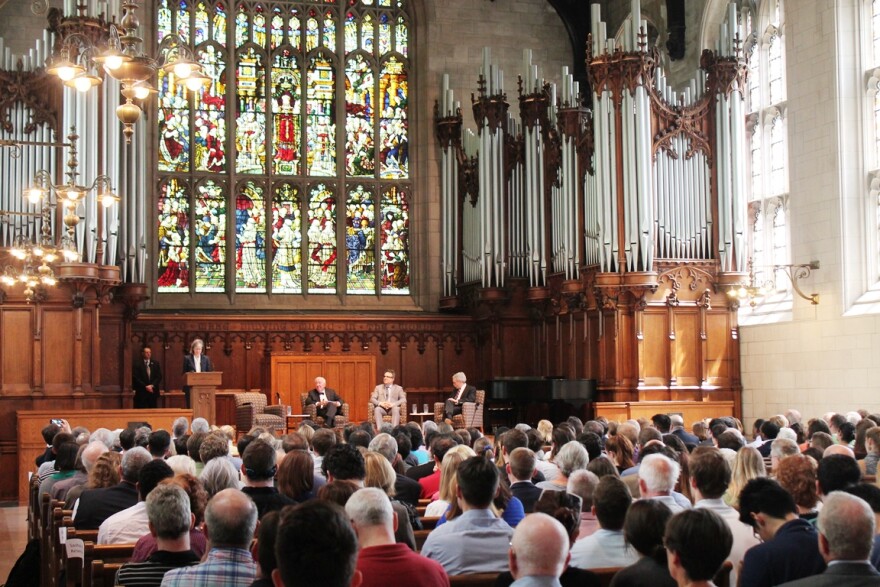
[145,361,151,379]
[454,386,463,402]
[385,386,390,401]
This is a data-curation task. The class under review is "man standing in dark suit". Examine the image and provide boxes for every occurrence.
[779,492,880,586]
[73,447,152,530]
[443,371,475,422]
[182,338,213,409]
[305,376,344,427]
[133,345,163,409]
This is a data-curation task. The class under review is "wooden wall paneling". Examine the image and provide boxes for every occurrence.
[594,400,736,429]
[705,312,732,387]
[586,313,599,380]
[42,310,74,392]
[672,310,700,389]
[81,308,94,392]
[1,309,34,396]
[641,311,668,387]
[99,315,123,394]
[17,409,193,504]
[0,439,17,503]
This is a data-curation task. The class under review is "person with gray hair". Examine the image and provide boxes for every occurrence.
[344,487,449,587]
[115,483,200,586]
[90,428,116,450]
[162,488,257,586]
[50,440,108,502]
[770,437,800,470]
[443,371,476,423]
[638,453,689,514]
[73,446,152,529]
[172,417,189,439]
[779,492,880,585]
[200,456,241,497]
[191,417,210,435]
[568,469,601,539]
[368,432,420,506]
[537,441,589,491]
[507,512,571,586]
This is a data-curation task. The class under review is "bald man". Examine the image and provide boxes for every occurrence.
[162,488,258,586]
[508,513,571,586]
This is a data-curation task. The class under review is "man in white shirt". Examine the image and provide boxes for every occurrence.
[689,448,759,587]
[570,476,638,569]
[98,459,174,544]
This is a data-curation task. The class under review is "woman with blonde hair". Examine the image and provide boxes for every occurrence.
[424,444,476,517]
[536,419,553,444]
[723,446,766,508]
[362,450,416,550]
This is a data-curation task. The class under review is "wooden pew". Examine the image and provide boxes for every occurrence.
[414,529,431,552]
[421,516,440,530]
[714,561,733,587]
[28,476,41,541]
[48,507,73,587]
[90,561,122,587]
[66,542,135,587]
[416,506,427,516]
[418,498,431,507]
[592,566,623,587]
[40,495,63,587]
[448,573,499,586]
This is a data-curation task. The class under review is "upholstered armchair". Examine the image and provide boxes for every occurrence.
[367,394,408,427]
[433,389,485,432]
[235,392,286,435]
[300,392,350,429]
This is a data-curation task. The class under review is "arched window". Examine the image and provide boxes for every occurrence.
[745,0,790,298]
[155,0,411,300]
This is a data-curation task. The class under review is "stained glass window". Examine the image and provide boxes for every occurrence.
[156,0,411,299]
[235,182,266,291]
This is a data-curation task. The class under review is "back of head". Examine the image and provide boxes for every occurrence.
[191,417,210,434]
[146,483,191,539]
[345,486,394,530]
[760,421,780,440]
[281,433,308,453]
[276,500,358,587]
[204,488,258,549]
[317,479,360,507]
[623,499,673,557]
[201,456,241,497]
[638,426,663,448]
[138,459,174,501]
[509,447,536,481]
[556,441,589,477]
[186,432,207,463]
[148,430,172,458]
[242,439,277,481]
[430,434,459,463]
[811,431,834,451]
[770,438,799,460]
[199,432,230,464]
[511,513,570,579]
[817,454,861,495]
[347,429,372,450]
[323,443,366,481]
[652,414,672,434]
[81,441,109,473]
[312,428,337,456]
[774,454,819,510]
[818,492,875,561]
[616,423,639,448]
[134,426,151,448]
[593,475,632,531]
[689,449,730,500]
[172,417,189,438]
[456,456,499,509]
[843,483,880,515]
[737,477,796,526]
[577,432,603,461]
[89,428,115,450]
[55,442,80,472]
[256,511,281,578]
[363,450,397,496]
[533,491,582,543]
[121,447,152,483]
[367,433,398,464]
[42,423,60,445]
[665,509,733,581]
[566,469,600,509]
[502,428,528,455]
[638,454,680,495]
[716,429,744,451]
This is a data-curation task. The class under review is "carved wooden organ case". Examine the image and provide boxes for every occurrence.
[434,4,749,407]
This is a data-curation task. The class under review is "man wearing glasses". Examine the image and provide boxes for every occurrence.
[370,369,405,428]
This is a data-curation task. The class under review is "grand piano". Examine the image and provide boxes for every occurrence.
[485,377,597,429]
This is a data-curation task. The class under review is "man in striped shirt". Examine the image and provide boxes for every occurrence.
[116,483,200,586]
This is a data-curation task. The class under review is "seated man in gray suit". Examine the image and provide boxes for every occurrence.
[370,369,405,428]
[780,491,880,586]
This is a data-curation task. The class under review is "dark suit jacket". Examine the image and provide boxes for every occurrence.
[449,383,477,404]
[405,461,436,482]
[305,388,343,406]
[494,567,600,587]
[740,518,826,587]
[758,439,774,457]
[609,555,677,587]
[394,473,421,507]
[779,562,880,586]
[133,359,163,394]
[671,427,700,446]
[183,354,213,374]
[510,480,544,513]
[74,481,139,530]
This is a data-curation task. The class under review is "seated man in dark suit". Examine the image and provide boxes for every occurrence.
[443,371,476,422]
[779,491,880,586]
[74,446,153,530]
[305,376,344,427]
[508,447,543,513]
[738,477,825,586]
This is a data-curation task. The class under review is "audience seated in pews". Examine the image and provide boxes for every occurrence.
[504,513,574,587]
[508,447,542,514]
[239,439,296,519]
[74,446,152,530]
[569,475,638,570]
[131,473,209,561]
[664,509,733,587]
[609,499,676,587]
[99,459,174,544]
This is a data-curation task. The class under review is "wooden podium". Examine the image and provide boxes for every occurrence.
[184,371,222,424]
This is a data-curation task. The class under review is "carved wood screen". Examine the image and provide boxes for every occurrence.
[269,353,376,422]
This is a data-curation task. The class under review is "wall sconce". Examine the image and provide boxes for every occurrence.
[728,260,820,307]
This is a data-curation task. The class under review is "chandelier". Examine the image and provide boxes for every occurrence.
[45,0,209,142]
[0,128,118,301]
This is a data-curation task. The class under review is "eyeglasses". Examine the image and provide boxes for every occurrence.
[383,374,393,379]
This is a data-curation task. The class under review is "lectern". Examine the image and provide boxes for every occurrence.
[184,371,222,424]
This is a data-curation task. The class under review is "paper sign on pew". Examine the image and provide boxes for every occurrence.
[65,538,84,559]
[59,526,67,544]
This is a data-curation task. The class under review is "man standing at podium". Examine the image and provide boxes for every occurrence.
[306,376,344,427]
[443,372,476,423]
[370,369,405,428]
[133,345,163,409]
[183,338,213,409]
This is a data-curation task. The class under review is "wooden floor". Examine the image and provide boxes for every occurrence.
[0,506,29,581]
